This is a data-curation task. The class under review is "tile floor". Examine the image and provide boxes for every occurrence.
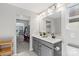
[16,35,37,56]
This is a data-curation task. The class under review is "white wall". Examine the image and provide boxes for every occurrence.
[0,3,16,37]
[30,15,38,50]
[66,22,79,45]
[30,15,40,35]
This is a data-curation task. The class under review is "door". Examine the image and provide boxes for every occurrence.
[16,23,24,42]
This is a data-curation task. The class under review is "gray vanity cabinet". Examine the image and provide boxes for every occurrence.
[33,37,62,56]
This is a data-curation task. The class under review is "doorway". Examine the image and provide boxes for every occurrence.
[16,19,30,55]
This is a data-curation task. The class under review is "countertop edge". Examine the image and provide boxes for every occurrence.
[32,35,62,44]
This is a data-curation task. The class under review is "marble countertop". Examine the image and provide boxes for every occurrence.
[32,35,62,44]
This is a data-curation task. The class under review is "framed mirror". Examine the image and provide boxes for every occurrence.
[39,11,61,36]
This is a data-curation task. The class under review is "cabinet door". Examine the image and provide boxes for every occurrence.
[33,37,39,55]
[54,41,62,56]
[40,44,53,56]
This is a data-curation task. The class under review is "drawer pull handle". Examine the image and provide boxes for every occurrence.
[54,47,60,51]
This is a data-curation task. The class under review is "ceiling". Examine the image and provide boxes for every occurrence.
[10,3,53,14]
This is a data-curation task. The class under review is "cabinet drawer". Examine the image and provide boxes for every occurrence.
[40,44,53,56]
[39,39,53,49]
[54,41,62,47]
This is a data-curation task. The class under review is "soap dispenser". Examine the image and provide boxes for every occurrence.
[51,33,56,39]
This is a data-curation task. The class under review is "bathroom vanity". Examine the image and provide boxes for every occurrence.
[32,7,62,56]
[32,36,62,56]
